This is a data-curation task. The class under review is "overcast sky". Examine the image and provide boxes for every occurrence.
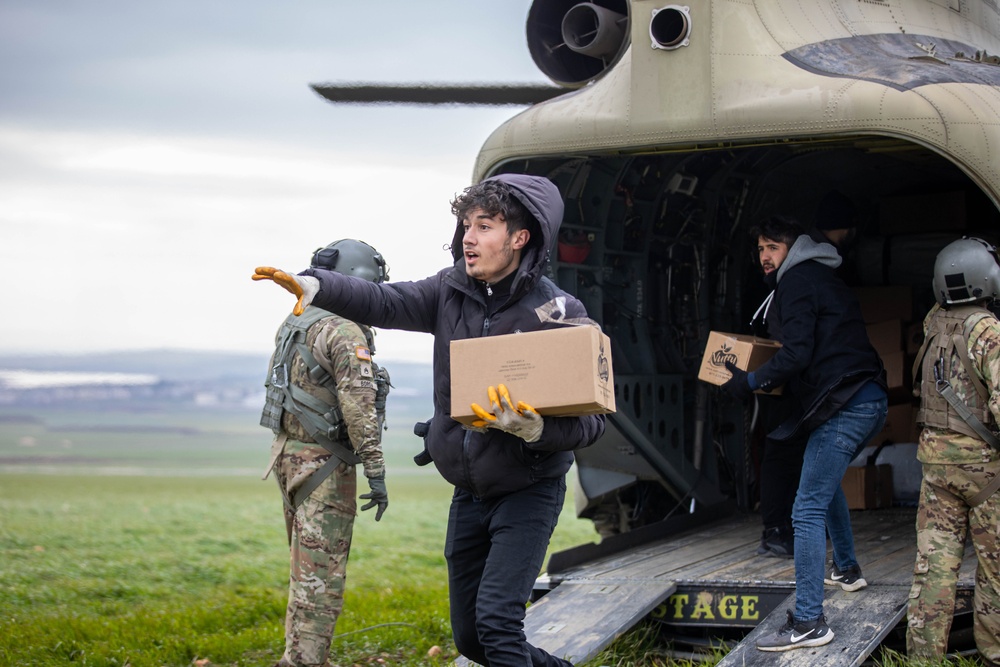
[0,1,547,363]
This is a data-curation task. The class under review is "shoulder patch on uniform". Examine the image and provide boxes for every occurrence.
[355,346,371,361]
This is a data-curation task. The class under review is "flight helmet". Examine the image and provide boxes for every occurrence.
[311,239,389,283]
[932,236,1000,307]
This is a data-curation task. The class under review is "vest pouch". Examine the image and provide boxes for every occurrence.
[260,384,285,434]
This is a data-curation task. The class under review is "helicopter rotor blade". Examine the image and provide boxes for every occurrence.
[309,82,564,106]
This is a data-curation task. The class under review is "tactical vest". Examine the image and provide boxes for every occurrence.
[260,307,391,466]
[913,304,995,439]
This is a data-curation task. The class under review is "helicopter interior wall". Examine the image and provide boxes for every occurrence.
[492,137,1000,535]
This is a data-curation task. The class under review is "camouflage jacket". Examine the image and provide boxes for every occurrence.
[917,303,1000,465]
[273,309,385,478]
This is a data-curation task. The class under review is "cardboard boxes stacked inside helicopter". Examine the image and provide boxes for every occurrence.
[854,285,921,415]
[449,326,616,426]
[843,285,923,509]
[697,332,783,394]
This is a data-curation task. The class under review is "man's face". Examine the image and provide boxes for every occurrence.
[821,227,855,250]
[462,207,529,284]
[757,236,789,275]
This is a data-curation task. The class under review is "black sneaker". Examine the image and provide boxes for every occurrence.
[756,610,834,651]
[756,526,793,558]
[824,563,868,592]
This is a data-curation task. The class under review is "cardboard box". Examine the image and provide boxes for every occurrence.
[866,319,903,357]
[698,332,783,394]
[879,191,967,236]
[881,350,906,391]
[450,326,615,426]
[877,402,917,445]
[842,464,894,510]
[854,286,914,324]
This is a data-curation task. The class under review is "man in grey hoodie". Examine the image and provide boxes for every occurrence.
[722,215,887,652]
[254,173,605,667]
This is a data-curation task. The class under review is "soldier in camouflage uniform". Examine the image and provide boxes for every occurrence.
[258,240,391,667]
[909,237,1000,665]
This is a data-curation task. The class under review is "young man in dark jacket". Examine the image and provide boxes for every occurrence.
[255,173,606,667]
[722,215,887,652]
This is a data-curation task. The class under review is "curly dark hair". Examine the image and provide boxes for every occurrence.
[450,179,537,242]
[748,215,804,247]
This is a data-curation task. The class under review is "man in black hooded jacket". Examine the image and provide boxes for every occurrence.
[722,215,887,652]
[254,173,606,667]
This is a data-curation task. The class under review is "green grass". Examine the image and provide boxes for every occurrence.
[0,407,983,667]
[0,407,432,473]
[0,472,599,667]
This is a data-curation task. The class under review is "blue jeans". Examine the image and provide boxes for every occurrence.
[445,477,571,667]
[792,398,887,621]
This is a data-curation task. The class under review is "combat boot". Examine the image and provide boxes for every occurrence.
[756,525,794,558]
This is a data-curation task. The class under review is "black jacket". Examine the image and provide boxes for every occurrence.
[301,173,606,499]
[754,235,886,441]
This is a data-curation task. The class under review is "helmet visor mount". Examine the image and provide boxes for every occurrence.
[311,246,340,271]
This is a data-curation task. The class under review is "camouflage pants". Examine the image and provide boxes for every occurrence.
[275,439,357,667]
[907,460,1000,663]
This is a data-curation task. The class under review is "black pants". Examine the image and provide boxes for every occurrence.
[759,436,806,529]
[445,477,571,667]
[756,395,806,530]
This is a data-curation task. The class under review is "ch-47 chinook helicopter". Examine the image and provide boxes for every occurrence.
[314,0,1000,664]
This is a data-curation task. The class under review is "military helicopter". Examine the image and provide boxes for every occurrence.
[313,1,1000,663]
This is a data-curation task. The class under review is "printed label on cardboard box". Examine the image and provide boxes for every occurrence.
[450,326,615,426]
[698,331,783,394]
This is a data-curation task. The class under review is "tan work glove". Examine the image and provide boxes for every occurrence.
[471,384,544,443]
[252,267,319,316]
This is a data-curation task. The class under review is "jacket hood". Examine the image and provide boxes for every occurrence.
[775,234,842,284]
[449,174,563,276]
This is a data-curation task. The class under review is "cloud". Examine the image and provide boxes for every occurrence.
[0,0,543,363]
[0,125,479,360]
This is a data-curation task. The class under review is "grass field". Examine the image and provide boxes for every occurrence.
[0,407,982,667]
[0,406,434,475]
[0,470,604,667]
[0,439,611,667]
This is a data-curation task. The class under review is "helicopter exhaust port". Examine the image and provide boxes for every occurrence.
[562,3,627,59]
[650,5,691,50]
[527,0,630,88]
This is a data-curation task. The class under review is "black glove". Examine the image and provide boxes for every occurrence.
[412,421,433,466]
[722,361,753,401]
[360,476,388,521]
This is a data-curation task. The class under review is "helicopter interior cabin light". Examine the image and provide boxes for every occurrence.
[667,173,697,196]
[650,5,692,51]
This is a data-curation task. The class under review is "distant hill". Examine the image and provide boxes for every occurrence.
[0,349,432,385]
[0,349,268,382]
[0,350,434,419]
